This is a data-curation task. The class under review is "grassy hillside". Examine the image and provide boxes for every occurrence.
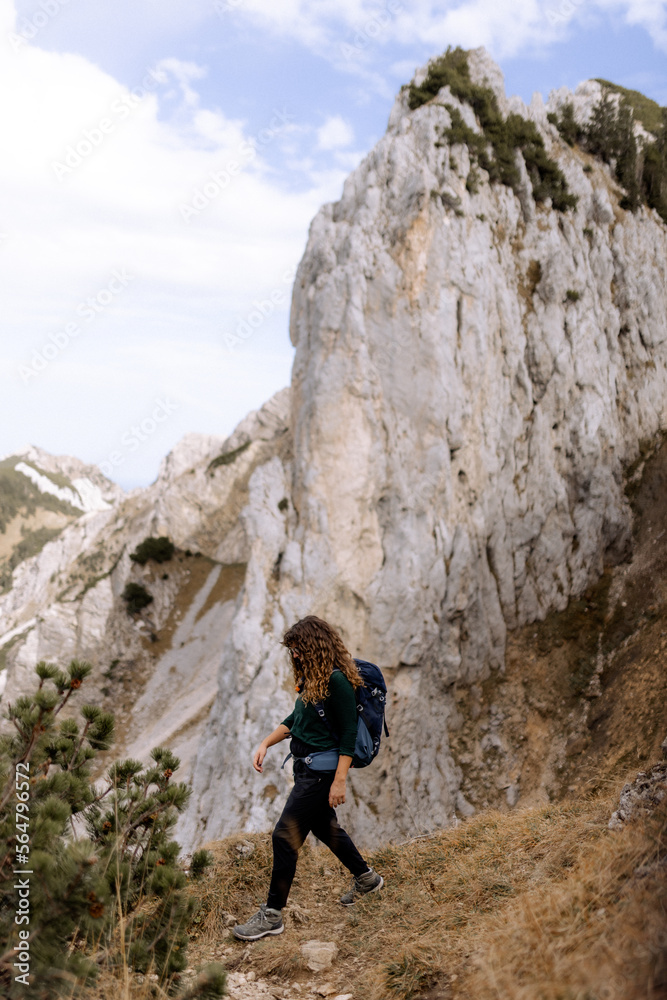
[183,791,665,1000]
[0,456,81,593]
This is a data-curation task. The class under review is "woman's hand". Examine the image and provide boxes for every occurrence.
[329,755,353,807]
[329,777,346,808]
[253,743,268,773]
[252,724,291,774]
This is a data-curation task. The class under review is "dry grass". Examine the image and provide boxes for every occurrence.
[463,804,667,999]
[183,791,666,1000]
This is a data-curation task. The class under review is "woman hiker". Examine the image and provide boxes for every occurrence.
[232,615,383,941]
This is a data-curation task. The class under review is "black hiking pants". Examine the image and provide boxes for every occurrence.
[266,759,368,910]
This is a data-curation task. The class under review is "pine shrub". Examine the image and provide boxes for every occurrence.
[547,101,582,147]
[0,661,222,999]
[594,78,665,135]
[130,536,175,566]
[643,114,667,221]
[121,581,153,614]
[552,87,667,224]
[410,49,667,221]
[418,48,577,212]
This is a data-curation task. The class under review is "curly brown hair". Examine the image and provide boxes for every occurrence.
[282,616,362,704]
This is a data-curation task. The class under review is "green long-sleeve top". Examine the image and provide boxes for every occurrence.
[282,670,358,758]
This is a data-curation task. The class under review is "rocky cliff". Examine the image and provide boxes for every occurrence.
[1,48,666,851]
[181,48,667,849]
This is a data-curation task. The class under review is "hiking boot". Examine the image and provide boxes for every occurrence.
[231,904,284,941]
[340,866,384,906]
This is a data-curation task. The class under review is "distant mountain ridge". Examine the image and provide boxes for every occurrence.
[0,445,122,594]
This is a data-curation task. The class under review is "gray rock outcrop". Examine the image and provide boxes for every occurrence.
[609,754,667,829]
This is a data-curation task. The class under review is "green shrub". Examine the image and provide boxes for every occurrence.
[441,105,488,160]
[130,536,175,565]
[207,440,251,474]
[418,49,577,213]
[466,167,480,194]
[0,661,222,999]
[505,112,578,210]
[565,289,581,302]
[121,581,153,614]
[594,78,664,135]
[411,51,667,222]
[641,108,667,222]
[408,46,473,111]
[582,88,667,221]
[548,101,582,147]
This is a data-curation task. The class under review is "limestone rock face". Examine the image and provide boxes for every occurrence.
[181,48,667,850]
[2,49,667,852]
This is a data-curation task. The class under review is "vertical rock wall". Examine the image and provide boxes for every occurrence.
[182,50,667,848]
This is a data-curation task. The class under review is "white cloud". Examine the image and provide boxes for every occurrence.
[317,114,355,150]
[215,0,667,59]
[0,0,352,483]
[151,57,207,110]
[332,149,367,172]
[600,0,667,51]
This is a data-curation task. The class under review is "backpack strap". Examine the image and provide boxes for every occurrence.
[312,701,338,739]
[312,668,343,738]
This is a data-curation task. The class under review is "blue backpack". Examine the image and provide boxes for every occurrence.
[314,659,389,768]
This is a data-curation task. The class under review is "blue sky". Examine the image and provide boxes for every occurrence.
[1,0,666,488]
